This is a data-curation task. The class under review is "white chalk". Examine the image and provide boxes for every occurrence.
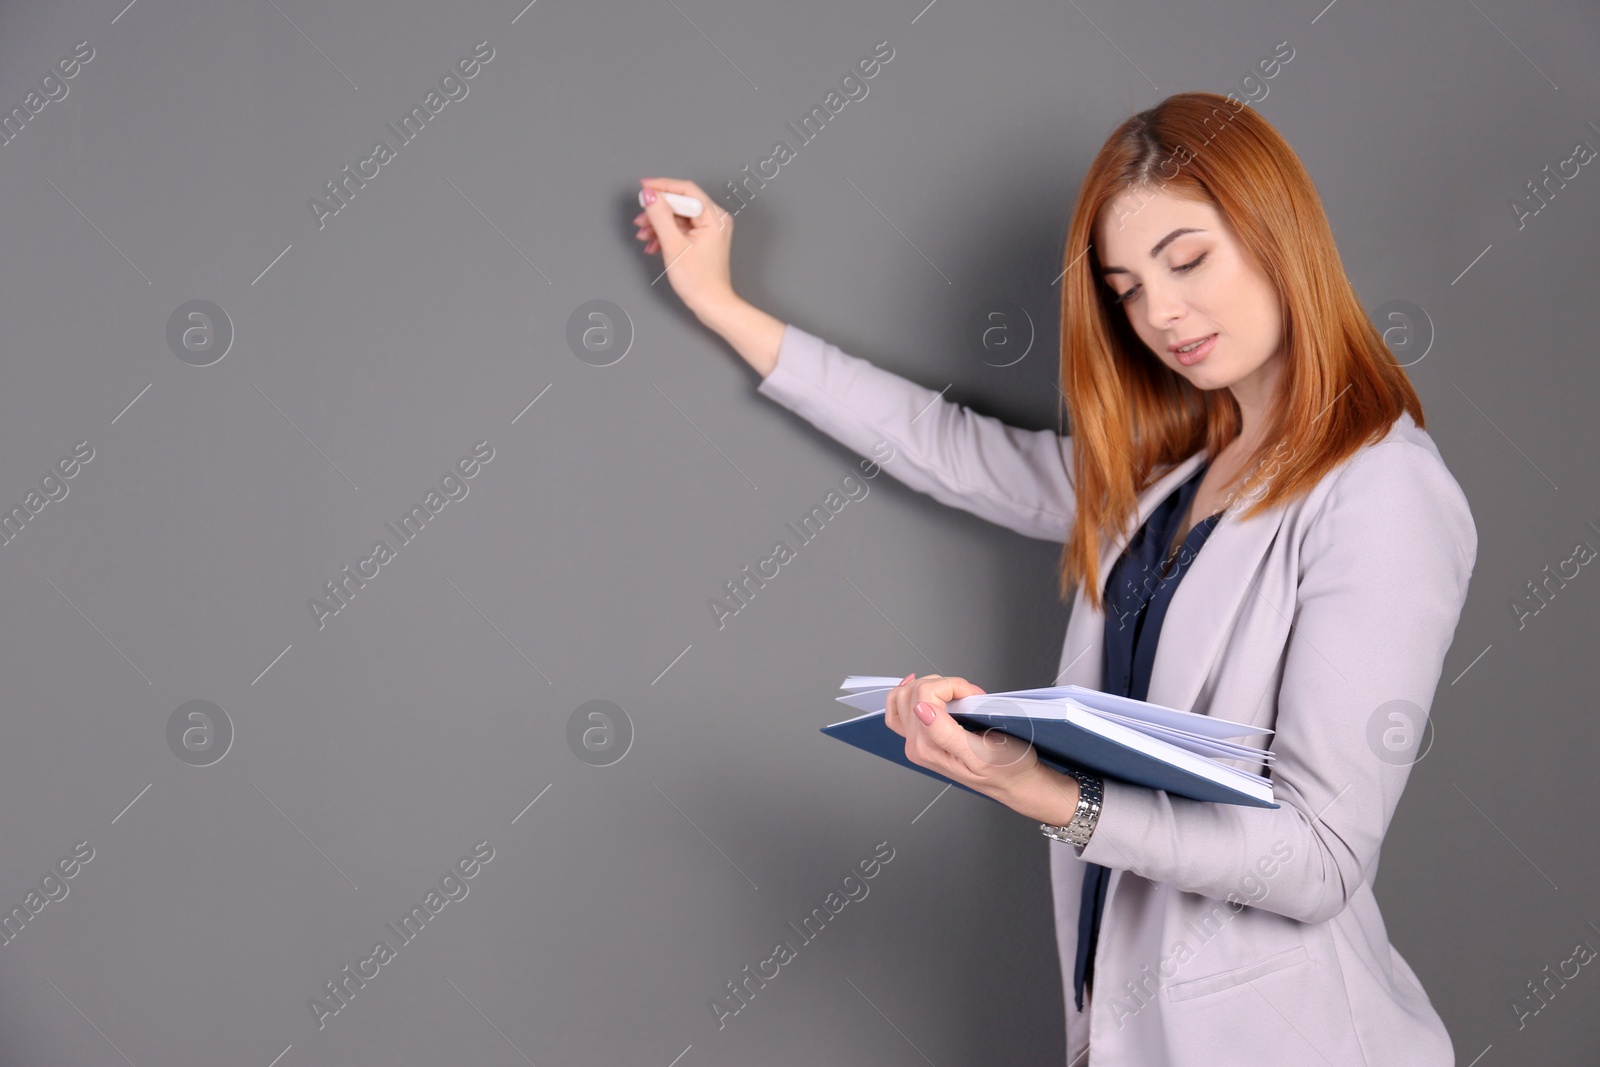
[639,190,703,217]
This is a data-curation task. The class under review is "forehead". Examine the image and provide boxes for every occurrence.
[1095,186,1219,259]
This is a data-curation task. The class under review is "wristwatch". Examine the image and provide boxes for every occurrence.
[1040,769,1103,849]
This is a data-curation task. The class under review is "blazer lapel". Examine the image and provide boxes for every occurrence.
[1059,453,1212,959]
[1094,452,1209,582]
[1056,451,1208,691]
[1141,478,1289,716]
[1058,447,1290,717]
[1060,450,1291,989]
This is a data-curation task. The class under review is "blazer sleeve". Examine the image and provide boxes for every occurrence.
[756,323,1077,542]
[1076,437,1478,925]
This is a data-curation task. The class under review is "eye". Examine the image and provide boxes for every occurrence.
[1112,252,1209,305]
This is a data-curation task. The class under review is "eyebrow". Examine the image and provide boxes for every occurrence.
[1099,228,1207,276]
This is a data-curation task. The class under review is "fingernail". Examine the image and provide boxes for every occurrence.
[900,673,915,686]
[643,189,657,204]
[914,701,936,725]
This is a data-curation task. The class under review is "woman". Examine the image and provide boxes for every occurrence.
[635,91,1475,1066]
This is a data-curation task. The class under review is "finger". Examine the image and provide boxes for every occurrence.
[640,176,712,201]
[640,212,689,256]
[946,676,987,699]
[691,197,734,235]
[914,675,985,708]
[908,675,985,748]
[911,695,1027,778]
[639,192,686,256]
[907,674,949,712]
[901,674,943,732]
[905,698,977,778]
[886,672,918,737]
[642,177,731,235]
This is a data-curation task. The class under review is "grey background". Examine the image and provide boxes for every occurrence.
[0,1,1595,1064]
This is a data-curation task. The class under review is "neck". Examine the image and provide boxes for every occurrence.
[1227,352,1286,450]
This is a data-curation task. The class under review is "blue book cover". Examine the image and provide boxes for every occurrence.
[821,679,1279,808]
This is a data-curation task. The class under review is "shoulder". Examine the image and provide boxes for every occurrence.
[1301,412,1478,575]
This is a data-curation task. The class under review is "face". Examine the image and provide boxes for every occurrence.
[1094,185,1286,413]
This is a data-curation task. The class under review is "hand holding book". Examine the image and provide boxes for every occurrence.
[824,675,1279,809]
[874,671,1049,802]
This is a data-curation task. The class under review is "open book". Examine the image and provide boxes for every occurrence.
[824,676,1279,808]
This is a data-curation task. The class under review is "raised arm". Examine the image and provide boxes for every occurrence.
[634,176,1076,542]
[752,320,1077,542]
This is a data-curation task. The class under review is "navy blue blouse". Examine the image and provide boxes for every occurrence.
[1073,460,1223,1012]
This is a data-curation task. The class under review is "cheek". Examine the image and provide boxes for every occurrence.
[1222,259,1280,340]
[1225,291,1280,364]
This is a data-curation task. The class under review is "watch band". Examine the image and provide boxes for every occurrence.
[1040,769,1103,849]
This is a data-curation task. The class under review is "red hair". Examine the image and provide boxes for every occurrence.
[1057,91,1424,610]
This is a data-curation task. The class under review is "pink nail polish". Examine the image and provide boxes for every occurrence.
[643,188,657,204]
[915,701,935,725]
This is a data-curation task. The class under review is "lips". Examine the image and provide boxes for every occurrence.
[1171,333,1216,366]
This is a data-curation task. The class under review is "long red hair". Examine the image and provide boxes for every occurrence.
[1057,91,1423,610]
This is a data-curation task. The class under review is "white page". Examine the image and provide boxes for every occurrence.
[1090,710,1276,762]
[843,677,1271,740]
[950,696,1275,798]
[959,684,1271,740]
[831,688,1275,796]
[840,676,907,690]
[837,678,1277,768]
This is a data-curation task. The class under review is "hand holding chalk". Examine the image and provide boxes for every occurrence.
[635,178,735,316]
[634,177,783,379]
[638,189,703,217]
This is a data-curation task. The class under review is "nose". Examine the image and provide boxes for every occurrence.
[1141,278,1186,333]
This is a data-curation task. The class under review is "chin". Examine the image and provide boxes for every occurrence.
[1172,363,1229,389]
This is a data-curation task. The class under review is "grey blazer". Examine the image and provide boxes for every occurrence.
[756,323,1477,1067]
